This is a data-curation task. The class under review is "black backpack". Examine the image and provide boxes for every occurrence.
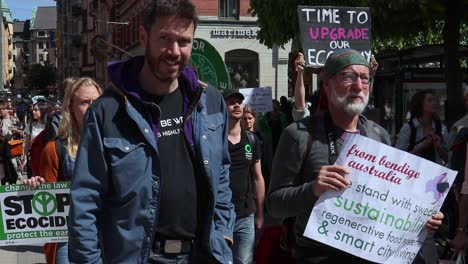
[244,130,258,200]
[407,119,443,152]
[54,137,68,180]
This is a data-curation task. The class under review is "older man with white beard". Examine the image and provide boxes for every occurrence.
[266,49,444,263]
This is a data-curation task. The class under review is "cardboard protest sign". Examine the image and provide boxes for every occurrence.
[239,87,273,113]
[0,182,70,246]
[297,6,372,67]
[304,134,456,264]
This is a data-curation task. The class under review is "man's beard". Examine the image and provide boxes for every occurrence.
[330,83,369,116]
[145,40,184,83]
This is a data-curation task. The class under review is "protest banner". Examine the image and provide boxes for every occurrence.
[238,87,273,113]
[0,182,70,246]
[297,6,372,67]
[303,134,456,264]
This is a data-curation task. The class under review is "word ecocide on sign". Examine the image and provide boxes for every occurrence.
[0,182,71,245]
[4,192,69,230]
[297,6,372,67]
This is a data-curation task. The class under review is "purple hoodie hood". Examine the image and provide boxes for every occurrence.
[107,56,200,102]
[106,56,202,145]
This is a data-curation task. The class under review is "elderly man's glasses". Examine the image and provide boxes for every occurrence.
[339,72,371,86]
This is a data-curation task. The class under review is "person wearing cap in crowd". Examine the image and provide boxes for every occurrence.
[291,52,379,122]
[266,49,444,263]
[224,89,265,264]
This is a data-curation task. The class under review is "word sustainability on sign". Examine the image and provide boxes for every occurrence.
[304,134,456,264]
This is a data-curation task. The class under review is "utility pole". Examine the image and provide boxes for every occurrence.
[0,0,4,93]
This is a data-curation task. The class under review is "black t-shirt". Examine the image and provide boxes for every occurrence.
[154,87,198,239]
[228,130,256,218]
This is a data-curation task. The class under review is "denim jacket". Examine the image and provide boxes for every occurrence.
[68,57,235,263]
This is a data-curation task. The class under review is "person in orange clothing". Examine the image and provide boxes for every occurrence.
[23,77,102,264]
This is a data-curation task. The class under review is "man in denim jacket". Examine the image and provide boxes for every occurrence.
[68,1,235,263]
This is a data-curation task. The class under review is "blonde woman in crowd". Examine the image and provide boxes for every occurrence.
[24,77,103,264]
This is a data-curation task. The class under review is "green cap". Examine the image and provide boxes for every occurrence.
[323,49,369,76]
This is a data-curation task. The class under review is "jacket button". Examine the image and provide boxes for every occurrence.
[124,146,130,151]
[202,135,207,140]
[203,160,209,165]
[144,128,149,133]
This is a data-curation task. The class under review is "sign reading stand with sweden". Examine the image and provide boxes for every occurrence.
[297,6,372,67]
[0,182,70,246]
[304,134,456,264]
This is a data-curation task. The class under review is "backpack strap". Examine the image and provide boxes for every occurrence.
[299,119,314,175]
[244,130,258,201]
[55,138,67,180]
[435,119,443,143]
[408,120,417,151]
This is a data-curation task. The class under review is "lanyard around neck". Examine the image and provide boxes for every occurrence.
[323,112,365,165]
[324,112,339,165]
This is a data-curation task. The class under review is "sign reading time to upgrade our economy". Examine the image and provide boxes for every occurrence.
[0,182,70,246]
[304,134,456,264]
[297,6,372,67]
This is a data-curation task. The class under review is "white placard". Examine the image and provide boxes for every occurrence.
[0,182,71,246]
[238,87,273,113]
[304,134,456,264]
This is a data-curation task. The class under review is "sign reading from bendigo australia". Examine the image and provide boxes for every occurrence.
[297,6,372,67]
[304,134,456,264]
[0,182,71,246]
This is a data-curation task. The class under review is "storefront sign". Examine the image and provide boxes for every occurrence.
[189,38,232,90]
[0,182,71,246]
[210,28,258,39]
[304,134,456,263]
[297,6,372,67]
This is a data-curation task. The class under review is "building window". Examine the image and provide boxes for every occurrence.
[38,31,46,37]
[219,0,238,19]
[38,42,44,49]
[225,49,259,89]
[39,54,44,61]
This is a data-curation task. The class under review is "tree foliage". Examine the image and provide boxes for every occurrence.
[25,63,57,91]
[249,0,468,52]
[250,0,468,125]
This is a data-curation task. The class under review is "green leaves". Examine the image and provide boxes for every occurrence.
[25,63,56,92]
[249,0,468,50]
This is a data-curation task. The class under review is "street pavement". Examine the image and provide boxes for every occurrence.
[0,245,46,264]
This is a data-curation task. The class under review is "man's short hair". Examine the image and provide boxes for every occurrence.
[141,0,198,32]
